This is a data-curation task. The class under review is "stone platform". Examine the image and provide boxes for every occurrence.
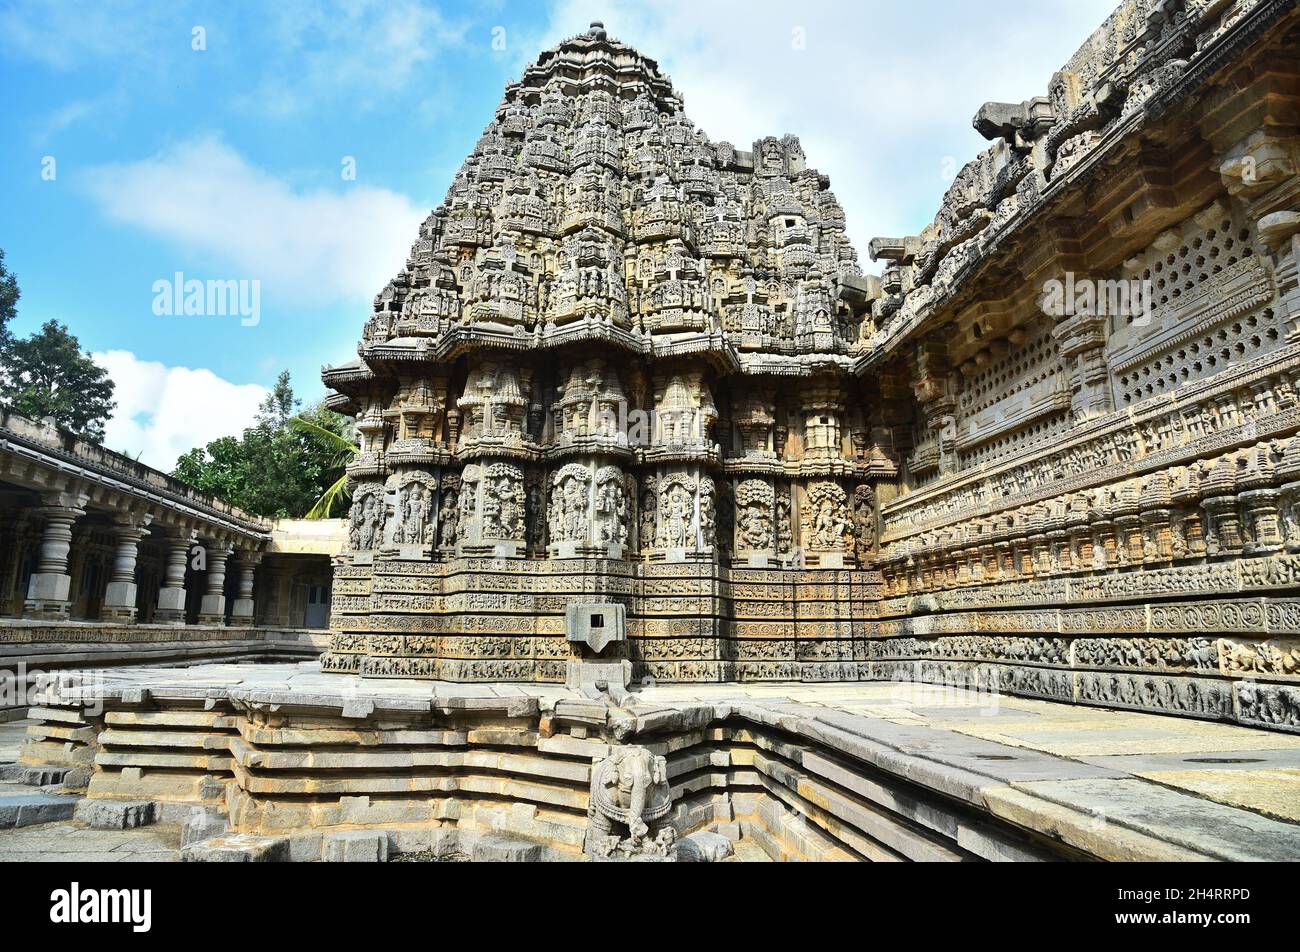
[10,661,1300,862]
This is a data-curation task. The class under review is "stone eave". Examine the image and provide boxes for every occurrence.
[0,408,271,541]
[320,360,377,397]
[739,353,858,379]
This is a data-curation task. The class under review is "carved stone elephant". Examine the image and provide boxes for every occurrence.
[585,746,675,858]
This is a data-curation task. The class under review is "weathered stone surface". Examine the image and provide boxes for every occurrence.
[74,798,158,829]
[0,793,78,828]
[181,833,290,863]
[180,801,228,847]
[10,0,1300,865]
[0,763,71,787]
[470,834,544,863]
[677,830,735,863]
[323,830,390,863]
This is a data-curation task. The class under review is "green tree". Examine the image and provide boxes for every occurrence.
[0,319,116,442]
[172,370,355,519]
[0,249,18,349]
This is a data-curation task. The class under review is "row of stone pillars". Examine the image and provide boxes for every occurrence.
[23,492,263,626]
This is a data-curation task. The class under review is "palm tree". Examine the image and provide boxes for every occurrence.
[288,415,356,519]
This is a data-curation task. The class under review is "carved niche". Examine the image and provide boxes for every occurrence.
[346,483,387,552]
[801,482,852,552]
[735,478,775,552]
[389,472,439,546]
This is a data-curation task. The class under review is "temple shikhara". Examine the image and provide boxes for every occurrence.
[7,1,1300,862]
[319,19,882,684]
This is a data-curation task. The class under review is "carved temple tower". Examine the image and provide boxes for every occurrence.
[320,22,889,681]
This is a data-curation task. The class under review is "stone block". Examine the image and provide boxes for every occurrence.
[390,828,434,855]
[714,821,742,841]
[181,833,290,862]
[181,807,229,848]
[25,572,71,612]
[567,660,632,702]
[470,833,544,863]
[0,793,78,828]
[0,763,72,787]
[60,768,91,792]
[678,831,735,863]
[74,798,158,829]
[323,830,390,863]
[101,581,139,622]
[431,828,463,860]
[289,832,325,863]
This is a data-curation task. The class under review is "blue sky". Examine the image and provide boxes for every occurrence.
[0,0,1117,468]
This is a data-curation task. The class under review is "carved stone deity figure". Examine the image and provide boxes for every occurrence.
[853,484,877,559]
[551,463,592,543]
[459,465,480,535]
[639,477,657,551]
[438,481,460,547]
[483,463,526,541]
[736,479,775,550]
[657,476,696,548]
[776,486,793,555]
[698,477,716,547]
[526,476,546,552]
[349,490,386,551]
[595,466,629,545]
[585,746,676,860]
[397,481,432,545]
[802,482,851,550]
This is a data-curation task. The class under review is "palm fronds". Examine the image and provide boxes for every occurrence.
[304,473,350,519]
[289,415,357,519]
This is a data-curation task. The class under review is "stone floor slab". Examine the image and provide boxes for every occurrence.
[1003,777,1300,862]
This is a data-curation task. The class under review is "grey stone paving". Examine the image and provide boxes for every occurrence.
[0,822,180,862]
[0,718,31,763]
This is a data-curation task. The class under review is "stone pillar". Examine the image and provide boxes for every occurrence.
[101,513,153,623]
[24,493,87,619]
[229,550,263,624]
[156,531,196,624]
[198,543,233,625]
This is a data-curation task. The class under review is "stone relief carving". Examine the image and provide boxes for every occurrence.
[736,479,775,551]
[347,485,386,552]
[391,473,438,546]
[639,476,657,552]
[482,463,526,542]
[801,482,851,551]
[585,746,676,860]
[656,475,697,549]
[595,466,630,546]
[550,463,592,543]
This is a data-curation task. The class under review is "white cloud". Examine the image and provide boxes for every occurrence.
[534,0,1119,256]
[82,136,427,305]
[92,350,267,471]
[241,0,470,116]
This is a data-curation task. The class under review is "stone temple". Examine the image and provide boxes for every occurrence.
[6,1,1300,862]
[319,19,880,685]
